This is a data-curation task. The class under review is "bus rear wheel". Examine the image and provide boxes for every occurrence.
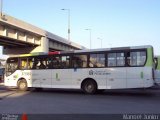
[82,80,97,94]
[18,79,28,91]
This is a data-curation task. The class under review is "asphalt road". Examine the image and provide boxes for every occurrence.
[0,85,160,114]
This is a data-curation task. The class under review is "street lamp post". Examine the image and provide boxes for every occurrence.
[61,8,70,41]
[85,29,92,49]
[97,38,103,48]
[0,0,3,17]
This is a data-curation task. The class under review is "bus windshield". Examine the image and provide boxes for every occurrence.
[6,58,18,76]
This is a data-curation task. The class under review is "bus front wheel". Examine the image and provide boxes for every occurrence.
[18,79,28,91]
[82,80,97,94]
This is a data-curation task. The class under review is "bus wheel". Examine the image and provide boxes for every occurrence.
[35,88,43,91]
[18,79,28,91]
[82,80,97,94]
[97,89,105,94]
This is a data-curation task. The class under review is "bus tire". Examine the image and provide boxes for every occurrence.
[17,79,28,91]
[35,88,43,91]
[97,89,105,93]
[82,79,97,94]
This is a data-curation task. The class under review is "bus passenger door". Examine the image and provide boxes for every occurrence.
[51,56,72,88]
[71,55,88,89]
[30,58,52,88]
[52,69,72,88]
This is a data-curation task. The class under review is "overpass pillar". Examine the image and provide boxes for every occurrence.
[3,37,49,55]
[31,37,49,53]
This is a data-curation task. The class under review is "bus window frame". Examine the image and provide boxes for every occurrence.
[89,52,106,68]
[19,57,28,70]
[71,53,88,69]
[106,51,126,68]
[126,49,147,67]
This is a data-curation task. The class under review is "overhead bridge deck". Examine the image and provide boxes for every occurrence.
[0,14,85,55]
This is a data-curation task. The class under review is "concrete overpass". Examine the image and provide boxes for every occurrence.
[0,14,86,55]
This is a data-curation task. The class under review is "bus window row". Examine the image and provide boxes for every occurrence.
[6,50,147,70]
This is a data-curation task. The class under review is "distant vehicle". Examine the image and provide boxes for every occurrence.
[0,58,6,83]
[154,56,160,85]
[4,45,155,94]
[0,68,5,82]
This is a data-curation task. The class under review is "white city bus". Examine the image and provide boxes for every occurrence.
[4,45,155,94]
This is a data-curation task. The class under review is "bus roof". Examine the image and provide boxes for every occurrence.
[8,45,153,58]
[74,45,153,53]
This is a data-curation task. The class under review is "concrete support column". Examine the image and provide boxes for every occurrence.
[24,33,27,42]
[31,37,49,53]
[15,30,18,39]
[3,26,6,36]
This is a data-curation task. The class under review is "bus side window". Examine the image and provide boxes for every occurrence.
[72,56,81,68]
[127,51,146,66]
[32,59,38,69]
[53,57,61,69]
[72,57,78,68]
[107,52,125,67]
[33,58,47,69]
[76,58,82,68]
[107,53,116,67]
[72,55,87,68]
[61,56,70,68]
[28,58,33,69]
[89,55,96,67]
[47,58,53,69]
[89,54,105,68]
[39,60,46,69]
[20,58,28,69]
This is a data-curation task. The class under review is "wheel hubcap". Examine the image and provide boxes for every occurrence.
[20,83,26,89]
[87,85,92,90]
[86,84,93,92]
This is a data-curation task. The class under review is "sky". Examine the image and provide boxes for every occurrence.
[0,0,160,57]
